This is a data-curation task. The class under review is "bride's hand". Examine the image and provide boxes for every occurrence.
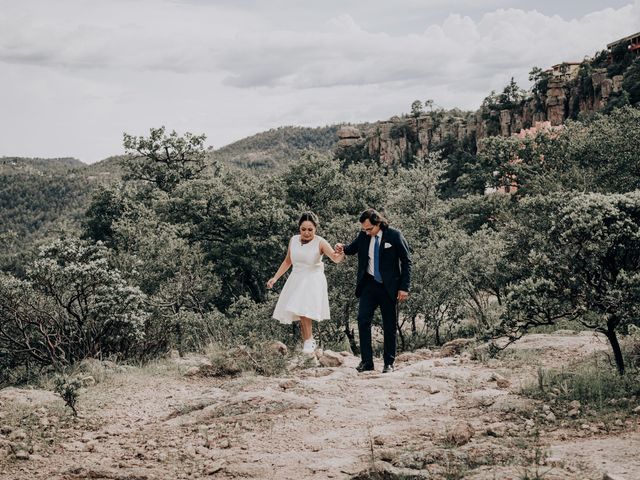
[266,278,276,289]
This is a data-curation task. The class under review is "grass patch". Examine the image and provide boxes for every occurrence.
[522,353,640,412]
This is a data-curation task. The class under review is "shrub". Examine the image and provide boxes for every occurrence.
[53,375,83,416]
[0,238,148,372]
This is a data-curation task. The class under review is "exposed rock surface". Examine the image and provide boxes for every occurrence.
[0,333,637,479]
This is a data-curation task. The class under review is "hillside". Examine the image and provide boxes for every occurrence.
[212,125,347,170]
[1,333,638,479]
[0,156,85,174]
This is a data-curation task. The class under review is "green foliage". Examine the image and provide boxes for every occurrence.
[53,375,83,416]
[623,58,640,105]
[608,42,635,77]
[122,126,210,193]
[528,66,551,100]
[410,100,424,117]
[524,357,640,412]
[213,125,342,170]
[500,192,640,374]
[0,238,147,370]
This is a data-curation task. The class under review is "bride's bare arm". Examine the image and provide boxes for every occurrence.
[320,238,344,264]
[267,247,292,288]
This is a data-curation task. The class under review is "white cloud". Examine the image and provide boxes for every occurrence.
[0,0,638,162]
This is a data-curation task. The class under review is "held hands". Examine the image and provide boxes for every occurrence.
[397,290,409,302]
[334,243,344,254]
[266,277,276,289]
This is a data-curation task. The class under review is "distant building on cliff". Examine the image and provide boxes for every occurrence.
[546,62,582,80]
[607,31,640,57]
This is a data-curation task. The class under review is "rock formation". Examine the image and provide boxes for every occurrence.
[336,63,634,167]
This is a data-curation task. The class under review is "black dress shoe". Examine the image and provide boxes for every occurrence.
[382,364,394,373]
[356,362,374,372]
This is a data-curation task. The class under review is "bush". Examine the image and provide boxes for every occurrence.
[53,375,83,416]
[0,238,148,372]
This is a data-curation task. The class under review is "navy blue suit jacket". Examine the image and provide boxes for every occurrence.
[343,226,411,299]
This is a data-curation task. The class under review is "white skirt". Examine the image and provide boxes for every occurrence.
[272,265,330,324]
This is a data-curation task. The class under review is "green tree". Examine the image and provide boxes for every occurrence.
[500,192,640,374]
[622,58,640,105]
[411,100,424,117]
[122,126,210,194]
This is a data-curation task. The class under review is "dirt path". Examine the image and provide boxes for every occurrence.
[1,332,639,479]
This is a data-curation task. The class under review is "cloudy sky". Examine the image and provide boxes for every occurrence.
[1,0,638,163]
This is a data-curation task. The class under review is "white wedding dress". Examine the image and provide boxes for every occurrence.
[272,235,330,324]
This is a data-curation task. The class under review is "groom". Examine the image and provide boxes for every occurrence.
[336,209,411,373]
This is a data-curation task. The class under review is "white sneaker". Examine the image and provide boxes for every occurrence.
[302,338,316,354]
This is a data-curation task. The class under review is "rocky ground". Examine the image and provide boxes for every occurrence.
[1,332,639,480]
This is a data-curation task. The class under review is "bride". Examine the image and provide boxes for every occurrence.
[267,212,344,353]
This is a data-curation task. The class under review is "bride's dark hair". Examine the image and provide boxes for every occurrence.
[298,211,319,227]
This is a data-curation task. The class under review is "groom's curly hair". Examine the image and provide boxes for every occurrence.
[359,208,388,228]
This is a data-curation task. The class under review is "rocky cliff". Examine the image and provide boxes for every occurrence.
[335,66,628,166]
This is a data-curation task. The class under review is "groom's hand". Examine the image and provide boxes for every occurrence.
[397,290,409,302]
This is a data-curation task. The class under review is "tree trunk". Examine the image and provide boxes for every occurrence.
[434,322,441,346]
[343,304,359,355]
[604,323,625,375]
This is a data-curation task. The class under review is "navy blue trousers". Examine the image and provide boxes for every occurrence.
[357,274,397,367]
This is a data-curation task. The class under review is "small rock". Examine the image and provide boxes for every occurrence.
[446,422,474,446]
[633,406,640,414]
[568,408,580,418]
[279,379,297,390]
[316,350,344,368]
[486,423,507,438]
[542,404,551,413]
[433,361,443,367]
[544,457,563,467]
[614,419,624,427]
[496,378,510,389]
[430,388,440,394]
[580,424,590,430]
[196,446,213,458]
[205,460,225,475]
[268,341,288,356]
[14,449,30,460]
[546,412,557,422]
[219,438,230,449]
[568,400,581,410]
[183,366,200,377]
[8,430,26,442]
[80,375,96,387]
[378,449,395,462]
[439,338,473,357]
[373,436,385,446]
[603,474,628,480]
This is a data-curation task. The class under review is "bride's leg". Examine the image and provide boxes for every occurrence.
[299,316,312,340]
